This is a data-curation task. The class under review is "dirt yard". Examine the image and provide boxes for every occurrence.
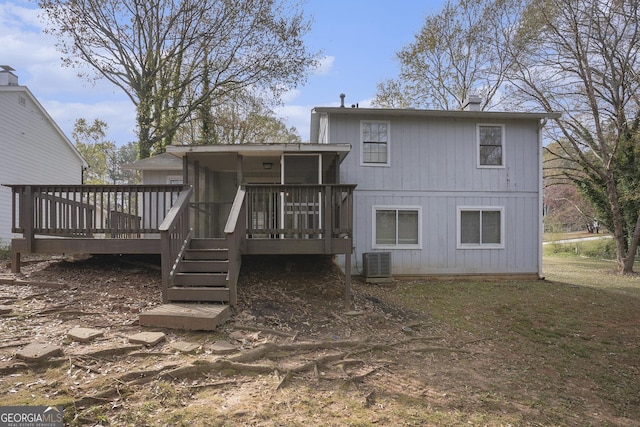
[0,254,638,426]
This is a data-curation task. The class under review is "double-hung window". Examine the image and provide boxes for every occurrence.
[458,207,504,248]
[477,124,505,167]
[361,121,390,166]
[373,206,421,249]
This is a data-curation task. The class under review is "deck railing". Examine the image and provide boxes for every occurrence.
[244,184,356,239]
[159,186,194,303]
[6,184,187,238]
[224,187,247,306]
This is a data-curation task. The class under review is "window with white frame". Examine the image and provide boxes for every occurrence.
[361,121,390,165]
[477,124,504,167]
[458,207,504,248]
[373,206,421,248]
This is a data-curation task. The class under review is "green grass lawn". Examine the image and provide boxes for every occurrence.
[363,253,640,425]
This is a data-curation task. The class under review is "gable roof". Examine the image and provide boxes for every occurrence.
[0,84,87,168]
[121,152,183,171]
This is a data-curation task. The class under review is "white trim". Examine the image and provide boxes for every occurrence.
[537,120,544,277]
[457,206,505,249]
[360,120,391,167]
[372,205,422,249]
[476,123,506,169]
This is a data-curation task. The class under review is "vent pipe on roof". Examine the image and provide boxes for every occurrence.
[339,93,345,108]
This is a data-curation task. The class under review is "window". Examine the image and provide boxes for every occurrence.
[361,121,390,166]
[478,124,504,167]
[373,206,421,248]
[458,207,504,248]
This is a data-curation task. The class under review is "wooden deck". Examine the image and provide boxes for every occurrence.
[5,183,356,319]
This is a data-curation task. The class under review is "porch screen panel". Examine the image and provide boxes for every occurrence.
[283,155,319,184]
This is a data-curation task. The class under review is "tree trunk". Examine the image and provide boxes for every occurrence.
[621,212,640,273]
[604,170,630,272]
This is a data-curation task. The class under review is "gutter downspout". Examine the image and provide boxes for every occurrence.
[538,119,547,279]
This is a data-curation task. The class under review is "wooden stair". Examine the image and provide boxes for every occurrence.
[167,238,231,303]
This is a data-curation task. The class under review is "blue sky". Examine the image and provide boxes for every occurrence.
[1,0,443,145]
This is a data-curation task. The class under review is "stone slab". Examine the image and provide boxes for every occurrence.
[0,274,16,285]
[128,331,166,347]
[139,303,230,331]
[68,327,104,343]
[170,341,200,354]
[0,305,13,315]
[14,279,68,289]
[16,343,63,362]
[211,340,238,355]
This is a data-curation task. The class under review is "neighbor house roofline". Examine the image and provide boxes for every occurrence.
[121,152,183,171]
[0,85,88,168]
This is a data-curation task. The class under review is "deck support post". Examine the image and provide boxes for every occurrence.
[10,248,21,274]
[344,252,352,310]
[22,186,34,253]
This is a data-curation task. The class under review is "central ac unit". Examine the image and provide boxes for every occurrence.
[362,252,392,278]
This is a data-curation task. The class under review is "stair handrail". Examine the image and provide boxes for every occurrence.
[159,185,194,303]
[224,186,246,306]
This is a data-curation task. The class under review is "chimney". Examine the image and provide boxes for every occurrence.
[0,65,18,86]
[339,93,345,108]
[462,95,482,111]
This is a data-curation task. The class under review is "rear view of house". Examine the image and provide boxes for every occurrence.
[0,66,87,244]
[310,99,559,279]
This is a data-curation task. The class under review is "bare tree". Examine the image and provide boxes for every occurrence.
[508,0,640,272]
[176,89,302,145]
[374,0,524,110]
[40,0,318,158]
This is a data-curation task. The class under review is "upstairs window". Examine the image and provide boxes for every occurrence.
[458,207,504,248]
[478,124,505,167]
[361,121,390,166]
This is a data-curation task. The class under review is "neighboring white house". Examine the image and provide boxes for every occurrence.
[0,67,87,244]
[310,98,560,278]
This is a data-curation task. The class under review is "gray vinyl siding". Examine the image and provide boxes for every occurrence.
[330,112,541,276]
[0,88,84,243]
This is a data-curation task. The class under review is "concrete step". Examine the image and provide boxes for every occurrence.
[174,272,227,287]
[178,260,229,273]
[166,287,230,303]
[139,303,230,331]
